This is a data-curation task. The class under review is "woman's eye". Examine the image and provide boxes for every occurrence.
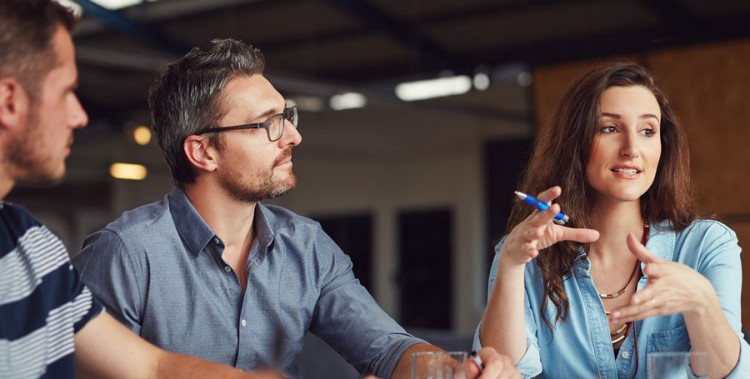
[600,126,617,133]
[641,128,656,136]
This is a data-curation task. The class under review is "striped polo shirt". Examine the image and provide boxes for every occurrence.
[1,202,103,379]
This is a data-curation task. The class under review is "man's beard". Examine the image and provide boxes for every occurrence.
[5,106,66,186]
[220,148,297,203]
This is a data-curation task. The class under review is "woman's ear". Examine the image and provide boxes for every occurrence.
[0,78,29,130]
[183,135,218,173]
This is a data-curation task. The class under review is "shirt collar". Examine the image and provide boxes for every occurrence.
[167,187,278,254]
[644,219,677,261]
[573,219,677,275]
[253,202,276,249]
[168,186,216,255]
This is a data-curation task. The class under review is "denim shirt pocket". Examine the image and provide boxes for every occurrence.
[646,325,691,353]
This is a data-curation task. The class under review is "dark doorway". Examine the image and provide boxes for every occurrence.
[397,208,452,330]
[484,139,532,264]
[315,213,374,293]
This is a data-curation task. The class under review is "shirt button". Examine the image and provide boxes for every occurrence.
[224,266,231,272]
[241,319,247,327]
[622,351,631,359]
[213,237,221,245]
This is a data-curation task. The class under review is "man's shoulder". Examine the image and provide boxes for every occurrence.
[103,198,173,236]
[1,202,49,258]
[75,198,179,271]
[0,201,40,229]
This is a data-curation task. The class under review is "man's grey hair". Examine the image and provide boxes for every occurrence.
[148,38,266,186]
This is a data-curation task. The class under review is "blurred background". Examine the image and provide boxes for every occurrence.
[10,0,750,376]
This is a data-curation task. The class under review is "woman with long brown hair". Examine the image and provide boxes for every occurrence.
[475,62,749,378]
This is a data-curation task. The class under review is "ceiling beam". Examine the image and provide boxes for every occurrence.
[637,0,705,42]
[325,0,456,68]
[75,0,277,36]
[74,0,189,54]
[313,10,750,83]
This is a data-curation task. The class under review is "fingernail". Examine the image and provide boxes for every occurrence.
[633,297,640,305]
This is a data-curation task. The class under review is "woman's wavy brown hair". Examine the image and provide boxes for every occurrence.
[508,61,696,329]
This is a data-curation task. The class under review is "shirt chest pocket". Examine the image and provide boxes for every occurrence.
[646,325,691,353]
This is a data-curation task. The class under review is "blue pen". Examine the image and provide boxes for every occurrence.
[515,191,570,225]
[470,351,484,372]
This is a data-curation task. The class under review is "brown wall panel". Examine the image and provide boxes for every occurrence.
[648,40,750,217]
[731,223,750,328]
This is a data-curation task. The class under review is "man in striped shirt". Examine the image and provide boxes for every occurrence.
[0,1,283,378]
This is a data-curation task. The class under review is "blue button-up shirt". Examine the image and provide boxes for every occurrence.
[73,187,423,378]
[474,219,750,378]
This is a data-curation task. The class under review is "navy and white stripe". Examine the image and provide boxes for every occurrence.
[1,202,103,379]
[0,225,70,306]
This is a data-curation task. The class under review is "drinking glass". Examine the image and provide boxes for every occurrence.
[648,351,708,379]
[411,351,467,379]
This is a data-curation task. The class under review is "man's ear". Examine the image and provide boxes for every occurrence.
[0,78,29,130]
[183,134,218,173]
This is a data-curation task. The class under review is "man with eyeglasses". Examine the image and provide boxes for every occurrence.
[73,38,518,379]
[0,1,288,378]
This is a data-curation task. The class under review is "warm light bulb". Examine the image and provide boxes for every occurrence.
[110,163,148,180]
[133,125,152,145]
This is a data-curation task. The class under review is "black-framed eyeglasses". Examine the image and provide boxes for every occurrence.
[194,106,298,142]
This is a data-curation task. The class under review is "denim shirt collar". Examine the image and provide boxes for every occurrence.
[573,219,677,279]
[167,186,277,256]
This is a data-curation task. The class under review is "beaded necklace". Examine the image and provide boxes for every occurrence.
[601,221,649,345]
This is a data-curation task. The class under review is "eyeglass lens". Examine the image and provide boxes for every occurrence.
[268,107,298,141]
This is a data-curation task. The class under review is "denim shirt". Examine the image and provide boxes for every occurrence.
[73,187,422,378]
[474,219,750,378]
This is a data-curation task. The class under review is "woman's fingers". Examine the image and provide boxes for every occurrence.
[535,186,562,203]
[609,299,661,324]
[559,226,600,244]
[529,203,562,228]
[609,286,662,323]
[626,232,658,263]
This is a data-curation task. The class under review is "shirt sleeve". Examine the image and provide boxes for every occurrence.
[71,271,105,333]
[307,226,425,378]
[696,222,750,378]
[72,229,145,334]
[473,238,542,378]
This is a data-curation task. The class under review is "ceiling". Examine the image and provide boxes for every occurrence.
[11,0,750,218]
[70,0,750,132]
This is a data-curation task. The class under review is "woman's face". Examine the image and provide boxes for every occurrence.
[586,85,662,205]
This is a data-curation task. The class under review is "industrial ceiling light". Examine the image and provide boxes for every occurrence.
[329,92,367,110]
[473,65,491,91]
[90,0,159,10]
[395,75,472,102]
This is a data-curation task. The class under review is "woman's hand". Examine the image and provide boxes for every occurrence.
[608,233,717,324]
[464,348,521,379]
[499,186,600,267]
